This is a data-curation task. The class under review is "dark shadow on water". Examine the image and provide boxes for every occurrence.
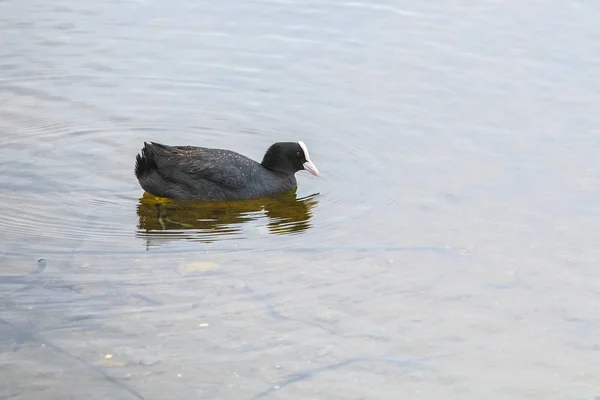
[136,190,319,246]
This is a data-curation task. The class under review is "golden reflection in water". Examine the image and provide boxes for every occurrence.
[136,190,319,244]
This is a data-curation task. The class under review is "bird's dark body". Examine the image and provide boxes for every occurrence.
[135,142,298,201]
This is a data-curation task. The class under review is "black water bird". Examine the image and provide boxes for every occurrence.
[134,141,319,201]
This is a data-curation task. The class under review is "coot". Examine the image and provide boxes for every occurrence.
[134,141,319,201]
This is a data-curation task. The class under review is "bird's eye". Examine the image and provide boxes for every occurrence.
[296,151,301,157]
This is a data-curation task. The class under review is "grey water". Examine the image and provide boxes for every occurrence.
[1,1,600,399]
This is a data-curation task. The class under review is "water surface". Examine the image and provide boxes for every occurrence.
[1,1,600,399]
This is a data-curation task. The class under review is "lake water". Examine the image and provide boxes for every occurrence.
[1,1,600,399]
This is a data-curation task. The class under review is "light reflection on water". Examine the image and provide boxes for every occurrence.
[136,191,320,245]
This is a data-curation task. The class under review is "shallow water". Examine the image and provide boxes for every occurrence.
[1,1,600,399]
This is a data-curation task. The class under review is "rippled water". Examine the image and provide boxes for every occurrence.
[2,1,600,399]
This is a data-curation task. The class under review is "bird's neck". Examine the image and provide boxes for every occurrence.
[261,158,293,176]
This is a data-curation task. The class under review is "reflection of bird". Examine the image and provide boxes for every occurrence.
[136,191,319,245]
[134,141,319,201]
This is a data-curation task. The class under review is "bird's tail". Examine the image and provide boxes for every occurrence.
[134,142,157,180]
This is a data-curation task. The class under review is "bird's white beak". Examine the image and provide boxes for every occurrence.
[303,160,319,177]
[298,140,319,177]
